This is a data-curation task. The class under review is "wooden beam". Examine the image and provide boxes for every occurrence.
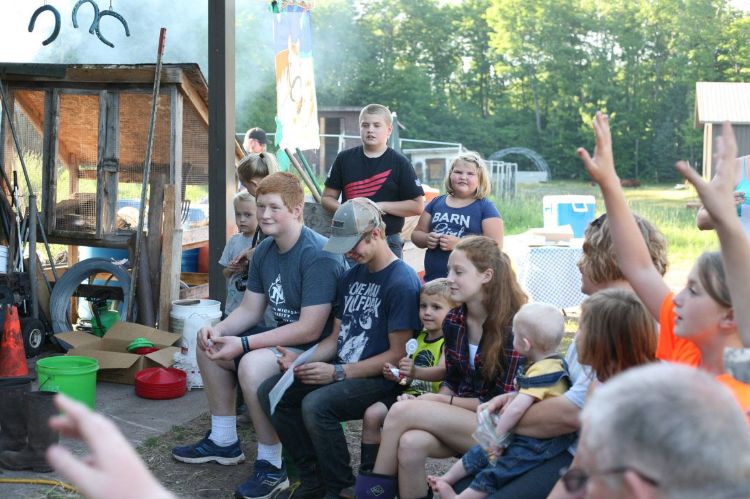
[96,90,119,238]
[42,89,59,235]
[64,66,187,86]
[178,73,208,127]
[147,171,166,319]
[158,185,179,330]
[208,0,236,305]
[169,87,183,225]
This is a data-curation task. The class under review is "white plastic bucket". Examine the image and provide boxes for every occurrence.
[0,246,8,274]
[169,299,222,356]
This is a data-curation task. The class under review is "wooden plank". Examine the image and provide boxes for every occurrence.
[65,66,186,86]
[181,225,208,249]
[136,232,155,326]
[178,283,209,300]
[158,185,179,330]
[32,254,51,321]
[46,232,132,248]
[147,171,166,317]
[179,272,208,286]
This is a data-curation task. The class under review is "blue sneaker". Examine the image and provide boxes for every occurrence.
[234,460,290,499]
[172,431,245,465]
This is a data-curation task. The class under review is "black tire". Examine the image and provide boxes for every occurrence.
[49,258,132,333]
[21,317,46,358]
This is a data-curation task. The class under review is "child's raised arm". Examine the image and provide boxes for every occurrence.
[676,122,750,347]
[578,112,670,319]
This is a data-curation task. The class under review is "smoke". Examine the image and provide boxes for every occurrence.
[0,0,275,129]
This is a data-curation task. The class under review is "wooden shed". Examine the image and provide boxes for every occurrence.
[695,81,750,179]
[0,63,243,325]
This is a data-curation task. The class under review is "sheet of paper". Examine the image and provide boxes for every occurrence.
[268,344,319,414]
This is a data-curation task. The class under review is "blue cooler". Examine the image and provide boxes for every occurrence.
[543,195,596,238]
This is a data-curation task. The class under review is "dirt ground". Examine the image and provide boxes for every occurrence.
[138,413,455,498]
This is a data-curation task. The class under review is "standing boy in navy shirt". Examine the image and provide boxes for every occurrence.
[322,104,424,258]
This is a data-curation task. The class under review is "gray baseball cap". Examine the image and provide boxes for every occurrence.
[324,198,384,254]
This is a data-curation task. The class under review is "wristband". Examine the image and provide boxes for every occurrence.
[241,336,250,354]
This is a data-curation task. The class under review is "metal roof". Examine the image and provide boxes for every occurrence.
[695,82,750,126]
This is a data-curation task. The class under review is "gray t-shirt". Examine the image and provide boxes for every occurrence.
[248,226,347,348]
[219,233,255,315]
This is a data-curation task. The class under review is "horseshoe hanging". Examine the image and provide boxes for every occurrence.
[28,5,61,46]
[72,0,99,34]
[95,9,130,48]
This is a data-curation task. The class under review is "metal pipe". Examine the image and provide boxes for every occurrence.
[127,28,167,322]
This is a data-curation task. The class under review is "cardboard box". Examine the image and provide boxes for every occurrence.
[54,322,181,385]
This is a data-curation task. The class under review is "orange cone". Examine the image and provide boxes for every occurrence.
[0,305,28,377]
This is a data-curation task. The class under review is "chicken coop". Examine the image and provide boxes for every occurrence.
[0,63,242,328]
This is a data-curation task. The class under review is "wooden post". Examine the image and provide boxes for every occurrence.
[158,185,181,330]
[147,171,166,320]
[42,89,59,236]
[208,0,236,304]
[169,86,183,234]
[96,90,119,238]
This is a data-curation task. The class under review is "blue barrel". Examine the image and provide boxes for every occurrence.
[181,248,200,272]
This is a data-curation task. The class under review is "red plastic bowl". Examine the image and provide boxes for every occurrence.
[134,367,187,400]
[133,347,161,355]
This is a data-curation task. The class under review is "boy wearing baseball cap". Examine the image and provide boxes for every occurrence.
[258,197,422,498]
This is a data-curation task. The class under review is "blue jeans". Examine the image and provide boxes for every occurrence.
[386,234,404,259]
[258,373,399,495]
[462,434,576,494]
[453,449,573,498]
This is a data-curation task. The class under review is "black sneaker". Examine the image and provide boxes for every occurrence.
[235,460,290,499]
[290,479,326,499]
[171,431,245,465]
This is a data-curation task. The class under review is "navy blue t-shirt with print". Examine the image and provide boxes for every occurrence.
[335,259,421,363]
[423,195,501,281]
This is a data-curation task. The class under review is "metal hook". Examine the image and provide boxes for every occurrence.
[94,9,130,48]
[28,5,61,46]
[72,0,99,34]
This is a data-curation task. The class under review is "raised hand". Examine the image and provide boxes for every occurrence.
[577,112,617,187]
[676,122,739,226]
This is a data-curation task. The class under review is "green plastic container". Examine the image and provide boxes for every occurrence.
[36,356,99,409]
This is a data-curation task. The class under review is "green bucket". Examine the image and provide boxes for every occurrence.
[36,356,99,409]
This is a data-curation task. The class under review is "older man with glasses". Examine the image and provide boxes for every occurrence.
[560,363,750,498]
